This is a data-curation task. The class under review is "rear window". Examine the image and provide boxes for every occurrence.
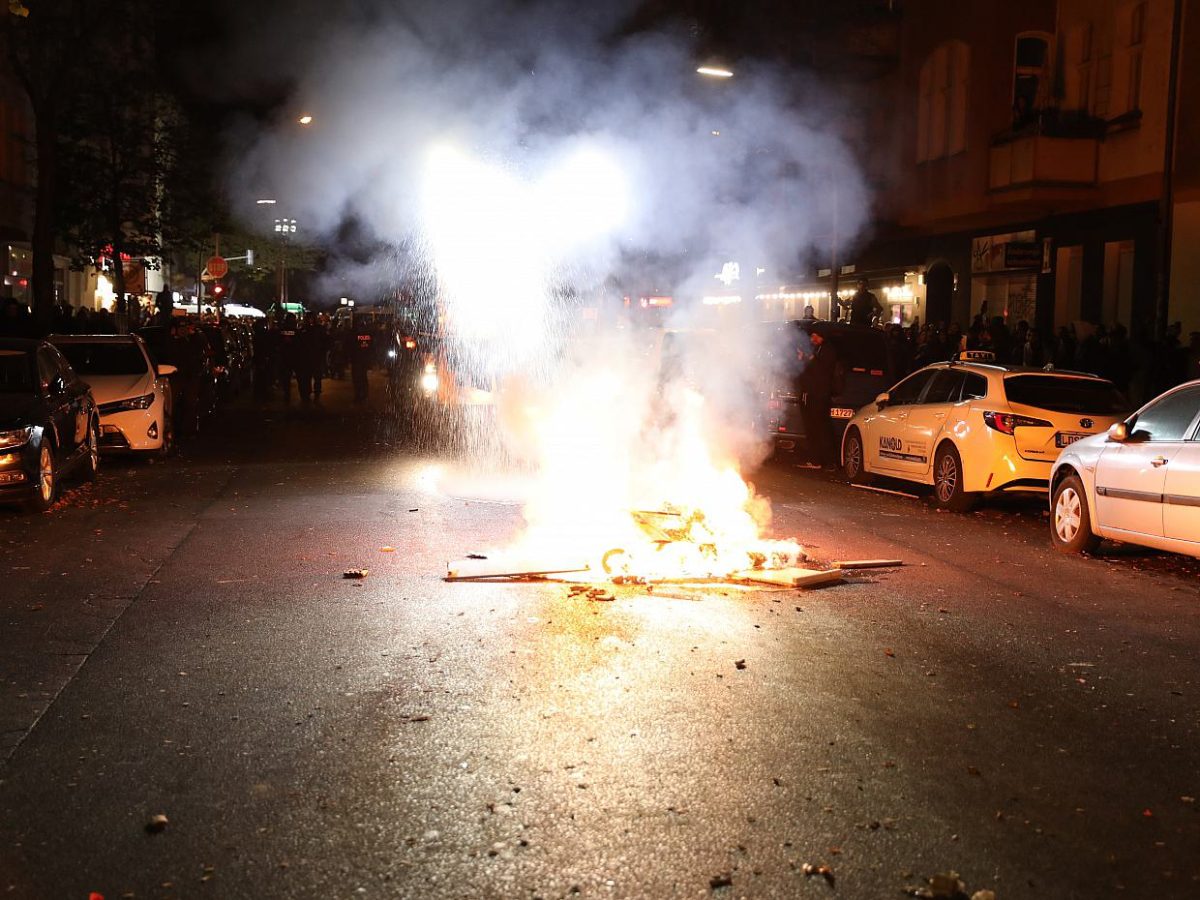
[56,342,147,376]
[963,373,988,400]
[0,350,33,393]
[1003,375,1128,414]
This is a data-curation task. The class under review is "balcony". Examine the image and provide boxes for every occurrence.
[989,112,1103,196]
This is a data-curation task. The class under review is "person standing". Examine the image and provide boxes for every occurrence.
[848,279,883,326]
[168,319,204,436]
[294,313,317,404]
[156,287,174,325]
[253,319,281,402]
[799,327,840,470]
[350,325,373,402]
[278,313,299,403]
[310,315,329,400]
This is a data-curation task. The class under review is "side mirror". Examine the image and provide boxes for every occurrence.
[1108,422,1129,443]
[156,363,177,376]
[875,392,890,409]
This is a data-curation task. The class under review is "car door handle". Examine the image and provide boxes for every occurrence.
[1151,457,1168,468]
[933,412,946,420]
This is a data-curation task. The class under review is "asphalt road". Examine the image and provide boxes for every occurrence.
[1,375,1198,899]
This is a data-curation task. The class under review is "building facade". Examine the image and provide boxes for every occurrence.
[852,0,1187,339]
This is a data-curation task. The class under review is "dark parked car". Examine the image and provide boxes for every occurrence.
[138,322,218,432]
[0,338,100,511]
[766,321,902,459]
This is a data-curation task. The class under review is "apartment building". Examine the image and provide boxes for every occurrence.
[853,0,1187,338]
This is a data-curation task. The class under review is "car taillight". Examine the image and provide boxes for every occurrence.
[982,411,1053,434]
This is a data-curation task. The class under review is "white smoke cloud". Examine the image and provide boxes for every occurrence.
[225,0,867,284]
[221,0,867,563]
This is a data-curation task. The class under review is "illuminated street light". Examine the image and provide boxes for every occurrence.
[256,198,277,205]
[696,65,733,78]
[298,114,314,125]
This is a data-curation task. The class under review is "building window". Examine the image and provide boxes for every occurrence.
[1093,33,1113,118]
[917,40,969,163]
[1064,23,1092,112]
[1128,1,1145,112]
[1013,32,1052,126]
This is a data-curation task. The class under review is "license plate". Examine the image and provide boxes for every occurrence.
[1055,431,1088,448]
[830,407,855,419]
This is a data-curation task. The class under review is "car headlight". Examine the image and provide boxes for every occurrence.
[99,394,155,414]
[0,427,32,449]
[387,348,398,359]
[420,371,439,393]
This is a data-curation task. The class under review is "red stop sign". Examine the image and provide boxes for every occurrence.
[206,255,228,279]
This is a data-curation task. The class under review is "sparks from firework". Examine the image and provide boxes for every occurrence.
[420,142,801,582]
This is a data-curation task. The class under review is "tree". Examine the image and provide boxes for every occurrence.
[0,0,105,331]
[223,231,323,309]
[54,41,177,301]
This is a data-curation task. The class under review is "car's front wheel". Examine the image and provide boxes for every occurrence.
[842,428,873,485]
[932,443,975,512]
[1051,473,1100,554]
[81,419,99,482]
[25,443,56,513]
[152,415,174,461]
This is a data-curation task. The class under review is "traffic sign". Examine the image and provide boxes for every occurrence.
[206,255,228,279]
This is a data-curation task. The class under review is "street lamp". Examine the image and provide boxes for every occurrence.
[696,65,733,78]
[273,218,298,305]
[298,114,313,125]
[256,198,277,205]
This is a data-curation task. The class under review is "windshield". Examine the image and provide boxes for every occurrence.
[0,349,34,393]
[1003,374,1129,414]
[56,342,147,376]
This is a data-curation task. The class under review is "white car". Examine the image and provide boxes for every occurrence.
[1050,380,1200,556]
[49,334,175,456]
[840,352,1128,510]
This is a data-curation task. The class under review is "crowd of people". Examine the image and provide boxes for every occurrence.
[878,315,1200,408]
[1,296,399,421]
[832,280,1200,408]
[248,312,393,404]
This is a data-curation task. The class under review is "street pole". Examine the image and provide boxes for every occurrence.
[1156,0,1185,339]
[214,233,220,323]
[830,181,840,321]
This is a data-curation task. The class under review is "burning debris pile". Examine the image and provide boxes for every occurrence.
[445,505,856,590]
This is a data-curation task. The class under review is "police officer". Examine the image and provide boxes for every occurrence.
[278,313,299,402]
[350,325,373,402]
[799,326,839,470]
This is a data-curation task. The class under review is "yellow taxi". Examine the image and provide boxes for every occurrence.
[839,351,1129,510]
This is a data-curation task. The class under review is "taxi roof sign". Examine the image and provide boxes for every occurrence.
[954,350,997,363]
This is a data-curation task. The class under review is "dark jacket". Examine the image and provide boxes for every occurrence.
[803,342,839,401]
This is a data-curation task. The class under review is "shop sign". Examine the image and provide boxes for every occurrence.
[971,230,1038,273]
[1003,242,1042,269]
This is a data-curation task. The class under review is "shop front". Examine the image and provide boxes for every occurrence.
[969,229,1045,325]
